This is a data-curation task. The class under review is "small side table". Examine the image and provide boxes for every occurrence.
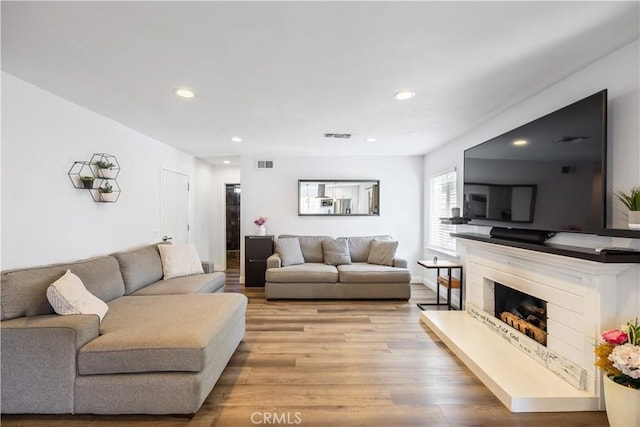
[417,260,464,311]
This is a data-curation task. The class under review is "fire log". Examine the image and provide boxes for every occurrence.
[500,312,547,345]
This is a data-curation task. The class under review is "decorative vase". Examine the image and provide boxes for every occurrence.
[628,211,640,230]
[256,225,266,236]
[603,375,640,427]
[101,192,116,202]
[97,168,117,179]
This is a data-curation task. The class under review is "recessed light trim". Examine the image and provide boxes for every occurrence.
[393,90,416,100]
[174,88,195,98]
[513,139,528,146]
[231,137,242,143]
[223,160,231,164]
[365,137,377,143]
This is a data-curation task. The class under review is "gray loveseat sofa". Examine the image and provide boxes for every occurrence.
[265,235,411,300]
[1,243,247,415]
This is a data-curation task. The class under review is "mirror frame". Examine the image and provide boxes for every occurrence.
[298,179,380,216]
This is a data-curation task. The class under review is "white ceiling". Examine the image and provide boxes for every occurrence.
[2,1,638,166]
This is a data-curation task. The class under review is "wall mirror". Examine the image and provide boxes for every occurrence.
[298,180,380,216]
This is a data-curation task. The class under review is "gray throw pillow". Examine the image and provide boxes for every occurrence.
[275,238,305,266]
[322,239,351,266]
[367,240,398,266]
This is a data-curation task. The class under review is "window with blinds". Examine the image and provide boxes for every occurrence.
[429,170,457,252]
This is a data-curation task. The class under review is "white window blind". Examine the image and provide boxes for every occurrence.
[429,171,457,252]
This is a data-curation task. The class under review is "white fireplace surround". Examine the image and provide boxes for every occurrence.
[422,238,640,412]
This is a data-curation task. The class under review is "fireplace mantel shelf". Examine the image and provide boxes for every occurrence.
[421,311,600,412]
[452,232,640,263]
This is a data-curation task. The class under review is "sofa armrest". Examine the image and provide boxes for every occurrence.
[201,261,215,273]
[1,314,100,413]
[266,253,282,269]
[393,256,408,268]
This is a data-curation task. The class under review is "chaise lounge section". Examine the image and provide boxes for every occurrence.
[265,235,411,300]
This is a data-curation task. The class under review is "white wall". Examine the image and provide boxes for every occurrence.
[240,155,423,281]
[1,72,218,269]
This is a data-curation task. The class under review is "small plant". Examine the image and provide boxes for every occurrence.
[80,176,95,189]
[96,160,115,169]
[99,182,113,193]
[616,187,640,211]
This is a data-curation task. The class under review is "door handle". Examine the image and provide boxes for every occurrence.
[162,236,173,242]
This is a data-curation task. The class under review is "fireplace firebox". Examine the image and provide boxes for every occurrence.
[494,282,547,346]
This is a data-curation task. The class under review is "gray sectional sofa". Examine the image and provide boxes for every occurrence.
[0,243,247,415]
[265,235,411,300]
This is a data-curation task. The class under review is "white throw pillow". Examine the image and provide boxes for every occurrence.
[157,243,205,280]
[46,270,109,322]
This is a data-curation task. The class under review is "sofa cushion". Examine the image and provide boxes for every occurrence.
[266,263,339,283]
[340,235,392,262]
[367,240,398,266]
[78,293,247,375]
[275,238,305,266]
[158,244,205,279]
[322,238,351,266]
[130,272,226,295]
[46,270,109,322]
[337,263,411,283]
[279,235,332,263]
[111,244,165,295]
[1,256,125,321]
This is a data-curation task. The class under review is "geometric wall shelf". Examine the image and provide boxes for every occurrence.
[68,153,121,203]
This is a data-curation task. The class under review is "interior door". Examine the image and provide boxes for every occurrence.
[161,169,190,244]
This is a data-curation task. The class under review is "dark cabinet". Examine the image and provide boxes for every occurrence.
[244,235,274,287]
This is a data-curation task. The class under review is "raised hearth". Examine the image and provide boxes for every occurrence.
[421,237,639,412]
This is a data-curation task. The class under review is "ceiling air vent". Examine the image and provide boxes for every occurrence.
[324,133,352,139]
[256,160,274,169]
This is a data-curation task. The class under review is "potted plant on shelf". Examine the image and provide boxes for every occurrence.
[253,216,267,236]
[79,176,95,189]
[595,319,640,426]
[616,187,640,230]
[99,182,116,202]
[95,160,117,179]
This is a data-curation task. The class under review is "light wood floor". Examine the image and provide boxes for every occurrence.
[2,270,608,426]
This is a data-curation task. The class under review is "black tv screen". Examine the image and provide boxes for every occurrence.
[463,90,607,234]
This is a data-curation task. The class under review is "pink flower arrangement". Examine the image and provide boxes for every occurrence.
[595,318,640,389]
[253,216,267,226]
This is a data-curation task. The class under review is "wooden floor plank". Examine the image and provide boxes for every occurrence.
[1,280,609,426]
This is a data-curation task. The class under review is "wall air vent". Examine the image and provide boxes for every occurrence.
[256,160,274,169]
[324,133,352,139]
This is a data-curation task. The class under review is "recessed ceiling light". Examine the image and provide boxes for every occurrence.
[393,90,416,100]
[513,139,528,146]
[231,137,242,143]
[173,88,195,98]
[223,160,231,164]
[365,137,377,143]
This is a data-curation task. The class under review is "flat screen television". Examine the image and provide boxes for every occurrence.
[463,90,607,236]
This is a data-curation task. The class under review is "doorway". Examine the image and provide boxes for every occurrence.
[225,184,241,269]
[161,169,190,244]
